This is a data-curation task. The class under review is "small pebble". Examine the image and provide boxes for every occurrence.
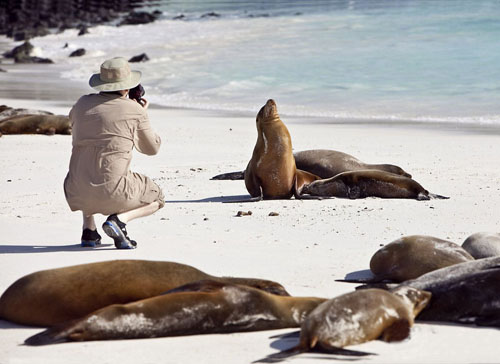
[268,212,279,216]
[236,210,252,217]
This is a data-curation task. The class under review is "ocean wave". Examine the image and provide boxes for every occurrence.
[18,0,500,127]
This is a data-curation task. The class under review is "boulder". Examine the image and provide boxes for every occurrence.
[69,48,85,57]
[128,53,149,63]
[119,11,159,25]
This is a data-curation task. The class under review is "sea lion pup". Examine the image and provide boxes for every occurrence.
[462,232,500,259]
[0,114,71,135]
[24,281,327,346]
[294,149,411,179]
[358,256,500,327]
[257,286,431,362]
[368,235,474,282]
[244,99,320,200]
[299,169,448,200]
[0,260,290,327]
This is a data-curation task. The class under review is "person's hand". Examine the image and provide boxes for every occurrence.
[138,98,149,109]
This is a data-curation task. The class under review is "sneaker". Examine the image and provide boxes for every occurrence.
[81,229,102,248]
[102,214,137,249]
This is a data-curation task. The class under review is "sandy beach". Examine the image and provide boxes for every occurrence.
[1,93,500,363]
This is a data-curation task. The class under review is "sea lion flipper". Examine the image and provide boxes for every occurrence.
[380,319,411,342]
[210,171,245,180]
[222,195,263,203]
[162,280,227,295]
[252,345,306,363]
[315,342,375,356]
[294,170,324,199]
[24,324,74,346]
[335,277,387,284]
[428,193,450,200]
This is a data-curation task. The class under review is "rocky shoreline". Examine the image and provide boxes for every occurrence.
[0,0,162,42]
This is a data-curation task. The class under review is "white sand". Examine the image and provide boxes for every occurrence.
[1,97,499,363]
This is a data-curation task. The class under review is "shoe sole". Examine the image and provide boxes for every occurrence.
[81,240,100,248]
[102,221,136,249]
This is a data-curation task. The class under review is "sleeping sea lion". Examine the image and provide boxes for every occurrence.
[369,235,474,282]
[0,114,71,135]
[24,280,327,345]
[462,232,500,259]
[0,260,289,327]
[357,256,500,327]
[299,169,448,200]
[258,286,431,361]
[294,149,411,179]
[244,99,320,199]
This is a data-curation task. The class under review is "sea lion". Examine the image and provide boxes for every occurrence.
[294,149,411,179]
[0,260,290,327]
[24,281,327,345]
[299,169,448,200]
[244,99,320,200]
[358,256,500,327]
[0,105,53,119]
[0,114,71,135]
[462,232,500,259]
[369,235,474,282]
[258,286,431,361]
[210,148,410,181]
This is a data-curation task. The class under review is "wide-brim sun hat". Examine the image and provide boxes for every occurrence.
[89,57,141,92]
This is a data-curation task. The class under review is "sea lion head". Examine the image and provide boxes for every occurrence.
[391,286,431,317]
[257,99,279,122]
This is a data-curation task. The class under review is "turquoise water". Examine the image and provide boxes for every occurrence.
[28,0,500,123]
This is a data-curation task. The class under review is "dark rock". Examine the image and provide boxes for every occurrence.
[173,14,185,20]
[128,53,149,63]
[201,12,221,18]
[63,42,68,48]
[119,11,158,26]
[16,56,54,64]
[69,48,86,57]
[78,25,89,36]
[0,68,6,72]
[3,41,34,59]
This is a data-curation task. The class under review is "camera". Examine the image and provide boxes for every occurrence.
[129,84,145,102]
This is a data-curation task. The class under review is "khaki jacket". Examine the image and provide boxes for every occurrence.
[64,92,164,215]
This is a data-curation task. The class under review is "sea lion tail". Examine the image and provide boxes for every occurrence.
[210,171,245,180]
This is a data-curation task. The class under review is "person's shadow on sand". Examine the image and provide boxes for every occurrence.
[0,244,115,254]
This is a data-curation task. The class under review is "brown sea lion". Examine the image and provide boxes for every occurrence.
[0,114,71,135]
[299,169,448,200]
[244,99,320,200]
[462,232,500,259]
[369,235,474,282]
[259,286,431,361]
[294,149,411,179]
[210,148,410,181]
[0,105,53,119]
[0,260,290,327]
[362,256,500,327]
[24,281,327,345]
